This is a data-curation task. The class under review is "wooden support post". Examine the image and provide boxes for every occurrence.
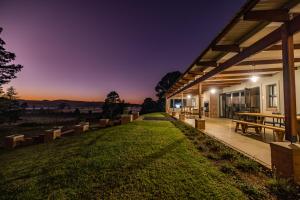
[198,83,202,118]
[181,92,184,113]
[165,97,169,113]
[281,23,298,142]
[172,98,175,111]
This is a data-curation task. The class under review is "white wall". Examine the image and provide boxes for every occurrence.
[221,70,300,114]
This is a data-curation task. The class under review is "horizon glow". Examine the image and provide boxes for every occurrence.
[0,0,246,104]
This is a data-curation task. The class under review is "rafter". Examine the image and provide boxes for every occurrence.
[243,10,290,22]
[188,71,204,76]
[266,43,300,51]
[212,45,240,53]
[209,74,273,80]
[236,58,300,66]
[219,68,283,74]
[196,61,218,67]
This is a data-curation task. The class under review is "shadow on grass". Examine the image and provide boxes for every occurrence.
[126,138,184,170]
[97,138,185,194]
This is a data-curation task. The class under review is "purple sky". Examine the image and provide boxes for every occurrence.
[0,0,245,103]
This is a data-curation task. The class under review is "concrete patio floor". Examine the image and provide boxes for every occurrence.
[175,115,272,168]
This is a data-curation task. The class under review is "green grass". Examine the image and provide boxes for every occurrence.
[141,112,165,118]
[0,116,247,199]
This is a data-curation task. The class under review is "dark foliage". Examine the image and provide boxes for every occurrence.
[155,71,181,111]
[0,27,23,86]
[0,97,21,124]
[102,91,125,119]
[0,87,22,124]
[105,91,120,104]
[140,98,158,114]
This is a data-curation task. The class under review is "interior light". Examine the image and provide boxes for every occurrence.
[187,94,192,99]
[210,88,216,94]
[250,75,259,83]
[175,104,181,108]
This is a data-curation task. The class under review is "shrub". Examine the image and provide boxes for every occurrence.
[235,159,260,173]
[219,163,236,175]
[193,140,199,146]
[219,150,237,161]
[197,143,208,152]
[206,153,220,160]
[267,178,300,200]
[204,139,222,152]
[238,182,267,200]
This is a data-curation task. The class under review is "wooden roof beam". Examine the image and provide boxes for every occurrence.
[209,74,273,80]
[188,71,204,76]
[266,44,300,51]
[212,44,240,53]
[220,68,283,74]
[203,81,242,85]
[196,61,218,67]
[243,10,291,22]
[236,58,300,66]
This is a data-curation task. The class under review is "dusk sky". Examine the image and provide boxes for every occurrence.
[0,0,245,103]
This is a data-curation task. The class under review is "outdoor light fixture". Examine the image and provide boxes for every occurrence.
[210,88,216,94]
[250,75,259,83]
[187,94,192,99]
[250,65,259,83]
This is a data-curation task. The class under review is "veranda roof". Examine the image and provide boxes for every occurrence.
[167,0,300,98]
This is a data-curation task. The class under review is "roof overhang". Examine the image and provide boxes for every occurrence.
[167,0,300,98]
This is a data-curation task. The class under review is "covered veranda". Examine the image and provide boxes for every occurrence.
[166,0,300,182]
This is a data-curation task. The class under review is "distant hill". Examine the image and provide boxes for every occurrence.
[19,99,141,109]
[19,99,104,109]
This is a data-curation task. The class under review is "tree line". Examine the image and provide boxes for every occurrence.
[0,27,24,124]
[140,71,181,114]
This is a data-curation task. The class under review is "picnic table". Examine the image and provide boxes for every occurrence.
[236,112,300,126]
[234,112,300,141]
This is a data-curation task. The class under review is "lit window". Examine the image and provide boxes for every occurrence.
[267,84,277,108]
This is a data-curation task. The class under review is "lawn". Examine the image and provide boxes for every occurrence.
[0,114,249,199]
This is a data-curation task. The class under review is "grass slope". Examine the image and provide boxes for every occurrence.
[0,114,247,199]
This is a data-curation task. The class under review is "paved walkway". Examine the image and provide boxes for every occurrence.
[175,115,272,168]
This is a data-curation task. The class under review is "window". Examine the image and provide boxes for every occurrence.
[267,84,277,108]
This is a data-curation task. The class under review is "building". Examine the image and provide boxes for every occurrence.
[166,0,300,182]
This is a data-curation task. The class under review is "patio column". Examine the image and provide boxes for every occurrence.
[172,98,175,112]
[165,96,169,113]
[198,83,202,118]
[181,92,184,113]
[281,23,298,142]
[270,23,300,184]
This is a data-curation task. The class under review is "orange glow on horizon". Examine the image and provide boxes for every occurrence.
[20,94,143,104]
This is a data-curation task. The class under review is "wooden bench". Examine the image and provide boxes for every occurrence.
[233,120,285,141]
[4,134,25,149]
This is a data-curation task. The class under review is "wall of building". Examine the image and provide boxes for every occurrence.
[167,70,300,116]
[221,70,300,115]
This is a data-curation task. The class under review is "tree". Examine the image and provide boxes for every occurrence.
[0,87,21,124]
[0,27,23,86]
[155,71,181,111]
[6,86,17,100]
[105,91,120,104]
[140,98,158,114]
[102,91,124,119]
